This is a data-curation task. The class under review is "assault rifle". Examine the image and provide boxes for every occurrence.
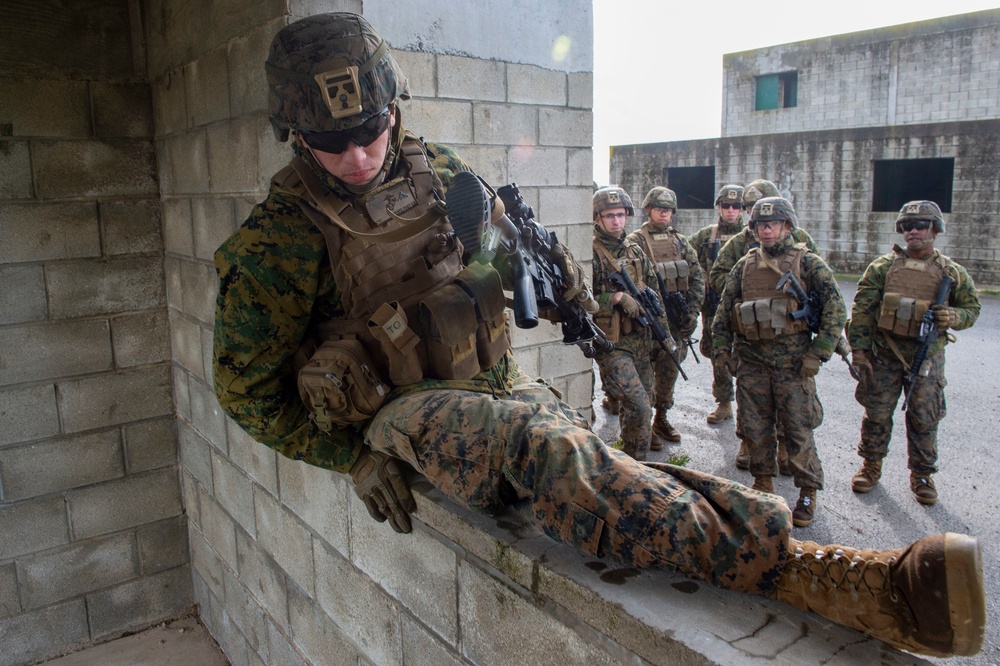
[775,270,860,380]
[653,268,700,364]
[901,275,954,411]
[606,265,688,381]
[445,172,614,358]
[703,238,722,317]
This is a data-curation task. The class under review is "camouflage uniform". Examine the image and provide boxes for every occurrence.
[848,247,980,475]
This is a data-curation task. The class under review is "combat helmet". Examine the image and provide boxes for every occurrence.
[265,13,410,142]
[715,184,744,207]
[641,186,677,211]
[593,187,635,219]
[742,179,781,211]
[749,196,798,230]
[896,200,945,233]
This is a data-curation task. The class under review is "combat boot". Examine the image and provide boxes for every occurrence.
[772,533,986,657]
[792,488,817,527]
[652,408,681,444]
[851,459,882,493]
[751,475,773,494]
[601,396,620,413]
[706,400,732,424]
[735,440,750,470]
[777,440,792,476]
[911,472,938,505]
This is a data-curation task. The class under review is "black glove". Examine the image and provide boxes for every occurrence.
[349,448,416,534]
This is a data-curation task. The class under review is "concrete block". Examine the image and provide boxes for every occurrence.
[401,98,474,145]
[0,201,100,263]
[439,55,505,102]
[352,498,458,644]
[92,82,154,138]
[179,421,214,493]
[0,384,60,447]
[473,103,537,146]
[277,455,349,554]
[257,121,294,193]
[229,19,283,117]
[46,255,166,319]
[170,307,206,381]
[253,488,315,593]
[508,64,566,106]
[227,419,278,498]
[190,377,228,453]
[0,430,123,502]
[190,527,226,600]
[20,532,139,609]
[162,198,195,257]
[192,196,236,262]
[152,69,188,136]
[0,563,17,619]
[58,363,173,433]
[198,484,238,570]
[213,452,256,537]
[222,568,269,657]
[0,79,90,137]
[235,531,287,627]
[208,119,261,194]
[111,309,172,368]
[401,615,463,666]
[568,71,593,110]
[88,565,194,641]
[173,364,192,423]
[287,583,358,666]
[181,258,220,326]
[68,467,183,540]
[314,540,401,666]
[101,199,164,255]
[0,319,111,385]
[567,147,594,187]
[265,618,308,666]
[137,516,190,575]
[0,497,69,561]
[34,139,158,199]
[509,146,567,187]
[392,50,435,98]
[0,141,33,199]
[164,130,211,195]
[185,48,231,127]
[540,108,592,148]
[449,144,507,186]
[538,186,592,229]
[0,600,89,666]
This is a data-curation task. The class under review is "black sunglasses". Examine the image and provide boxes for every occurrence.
[720,203,741,210]
[302,108,391,154]
[900,219,932,232]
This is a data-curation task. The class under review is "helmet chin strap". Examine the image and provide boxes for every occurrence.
[342,103,401,195]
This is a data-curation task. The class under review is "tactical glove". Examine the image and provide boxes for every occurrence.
[852,349,874,386]
[715,350,738,375]
[552,243,599,314]
[931,304,960,331]
[800,351,822,378]
[617,293,641,318]
[349,447,416,534]
[679,313,699,339]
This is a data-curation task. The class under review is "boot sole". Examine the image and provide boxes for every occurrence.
[851,482,874,493]
[706,415,732,424]
[791,516,813,527]
[943,533,986,656]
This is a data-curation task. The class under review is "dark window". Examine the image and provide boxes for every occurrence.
[871,158,953,212]
[665,166,715,209]
[755,72,798,110]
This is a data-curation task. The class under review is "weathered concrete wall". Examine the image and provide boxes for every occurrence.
[611,120,1000,286]
[722,9,1000,137]
[0,2,190,664]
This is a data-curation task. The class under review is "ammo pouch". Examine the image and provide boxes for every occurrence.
[878,292,930,338]
[297,339,389,431]
[454,263,511,369]
[655,260,690,292]
[734,298,791,341]
[420,284,481,380]
[368,302,424,386]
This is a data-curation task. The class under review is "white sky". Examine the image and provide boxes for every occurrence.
[592,0,1000,186]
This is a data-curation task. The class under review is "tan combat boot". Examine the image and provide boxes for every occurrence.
[791,488,817,527]
[911,472,938,505]
[706,400,732,424]
[735,439,750,470]
[777,440,792,476]
[652,408,681,446]
[751,475,774,494]
[851,459,883,493]
[773,533,986,657]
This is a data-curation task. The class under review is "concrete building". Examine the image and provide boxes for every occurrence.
[611,9,1000,285]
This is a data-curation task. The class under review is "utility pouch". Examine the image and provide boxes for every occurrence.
[770,298,788,336]
[368,302,424,386]
[298,339,389,431]
[738,301,759,340]
[454,263,510,369]
[420,284,480,380]
[656,260,689,292]
[754,300,775,340]
[595,312,621,344]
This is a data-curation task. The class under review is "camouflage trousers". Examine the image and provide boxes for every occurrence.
[736,362,825,489]
[366,374,792,594]
[854,350,947,475]
[700,314,734,403]
[596,336,654,459]
[650,337,688,410]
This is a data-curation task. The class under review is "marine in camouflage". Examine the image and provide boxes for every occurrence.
[709,226,822,296]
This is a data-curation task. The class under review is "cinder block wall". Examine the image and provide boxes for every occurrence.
[0,2,190,664]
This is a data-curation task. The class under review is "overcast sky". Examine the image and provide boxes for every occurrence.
[592,0,1000,186]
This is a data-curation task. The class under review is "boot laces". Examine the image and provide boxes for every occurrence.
[787,545,897,602]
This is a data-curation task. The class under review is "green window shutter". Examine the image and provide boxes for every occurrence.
[755,74,778,110]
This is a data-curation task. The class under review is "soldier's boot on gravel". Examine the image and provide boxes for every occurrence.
[706,400,732,424]
[651,408,681,450]
[791,488,817,527]
[735,439,750,470]
[851,459,883,493]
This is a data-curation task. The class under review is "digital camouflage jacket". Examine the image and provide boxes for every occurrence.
[708,226,822,296]
[592,226,659,356]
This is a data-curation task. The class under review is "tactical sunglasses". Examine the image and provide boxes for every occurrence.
[719,203,741,210]
[302,108,391,154]
[899,219,932,232]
